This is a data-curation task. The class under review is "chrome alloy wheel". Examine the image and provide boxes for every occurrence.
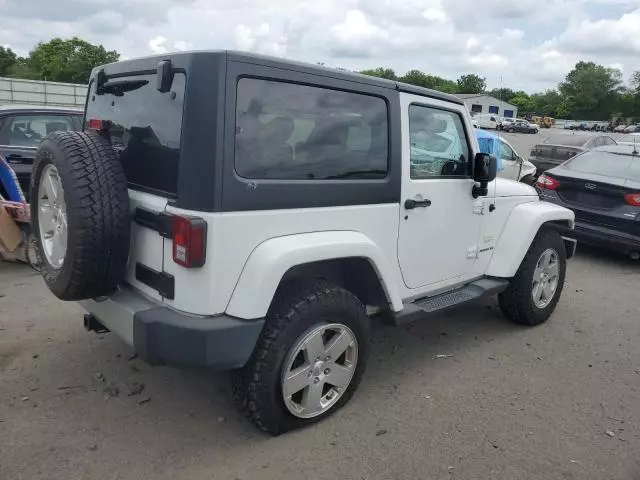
[38,164,67,269]
[281,323,358,419]
[532,248,560,309]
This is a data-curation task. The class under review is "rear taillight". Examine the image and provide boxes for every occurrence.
[87,118,103,130]
[172,216,207,268]
[536,174,559,190]
[624,193,640,207]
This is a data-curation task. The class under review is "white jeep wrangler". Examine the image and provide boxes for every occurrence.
[30,51,575,435]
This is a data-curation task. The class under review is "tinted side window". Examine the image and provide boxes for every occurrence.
[85,73,185,196]
[235,78,388,180]
[409,104,470,178]
[0,115,75,147]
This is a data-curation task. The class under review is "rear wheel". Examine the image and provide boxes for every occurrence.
[233,280,370,435]
[499,229,566,325]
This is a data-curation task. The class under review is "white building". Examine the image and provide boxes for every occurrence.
[457,94,518,119]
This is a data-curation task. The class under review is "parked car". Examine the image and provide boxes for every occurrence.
[537,144,640,259]
[0,105,83,201]
[503,119,539,134]
[529,133,617,176]
[623,124,640,133]
[475,129,537,184]
[474,113,500,129]
[590,122,608,132]
[29,51,574,435]
[615,133,640,147]
[497,117,514,130]
[564,121,576,130]
[614,124,628,133]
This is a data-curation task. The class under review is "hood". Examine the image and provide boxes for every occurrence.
[493,177,538,197]
[520,159,537,178]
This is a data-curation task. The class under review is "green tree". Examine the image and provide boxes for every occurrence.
[0,46,18,76]
[509,91,533,113]
[456,74,486,94]
[359,67,397,81]
[399,70,457,93]
[27,37,119,83]
[488,87,515,102]
[529,89,563,116]
[559,61,622,120]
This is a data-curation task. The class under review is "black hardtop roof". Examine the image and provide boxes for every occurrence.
[91,50,464,106]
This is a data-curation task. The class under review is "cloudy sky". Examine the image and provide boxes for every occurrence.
[1,0,640,92]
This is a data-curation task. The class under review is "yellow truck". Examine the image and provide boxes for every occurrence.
[532,116,554,128]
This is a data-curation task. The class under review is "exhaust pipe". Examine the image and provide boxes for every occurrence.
[83,314,110,334]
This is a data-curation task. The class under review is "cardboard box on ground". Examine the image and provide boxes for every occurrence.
[0,204,24,254]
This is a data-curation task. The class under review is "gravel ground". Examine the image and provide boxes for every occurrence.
[1,244,639,480]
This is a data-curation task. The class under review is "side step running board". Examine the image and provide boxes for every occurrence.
[392,278,509,326]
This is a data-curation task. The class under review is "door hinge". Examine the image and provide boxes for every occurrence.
[466,246,479,259]
[473,204,485,215]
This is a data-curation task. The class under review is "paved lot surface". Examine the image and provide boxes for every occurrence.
[1,128,639,479]
[1,245,639,479]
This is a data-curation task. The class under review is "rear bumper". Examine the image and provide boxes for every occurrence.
[563,220,640,253]
[79,286,264,370]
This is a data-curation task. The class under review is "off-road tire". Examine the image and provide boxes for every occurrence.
[498,228,566,325]
[30,131,130,300]
[233,280,371,435]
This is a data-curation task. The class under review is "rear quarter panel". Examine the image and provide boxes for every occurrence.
[162,204,402,317]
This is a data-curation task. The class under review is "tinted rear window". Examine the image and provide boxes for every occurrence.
[235,78,388,180]
[564,150,640,181]
[544,135,588,146]
[85,73,185,196]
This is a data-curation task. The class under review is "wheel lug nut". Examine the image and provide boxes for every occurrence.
[314,377,320,384]
[325,356,330,361]
[324,368,330,375]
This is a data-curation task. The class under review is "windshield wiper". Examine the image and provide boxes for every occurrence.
[97,79,149,96]
[324,169,387,179]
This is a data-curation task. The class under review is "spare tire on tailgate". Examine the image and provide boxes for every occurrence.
[30,131,130,300]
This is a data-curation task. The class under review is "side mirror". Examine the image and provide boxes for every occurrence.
[472,153,497,198]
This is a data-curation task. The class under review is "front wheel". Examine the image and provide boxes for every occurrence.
[499,229,567,325]
[233,280,371,435]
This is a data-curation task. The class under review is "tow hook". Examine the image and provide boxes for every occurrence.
[83,314,110,334]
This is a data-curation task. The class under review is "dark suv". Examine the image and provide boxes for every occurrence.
[0,105,83,200]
